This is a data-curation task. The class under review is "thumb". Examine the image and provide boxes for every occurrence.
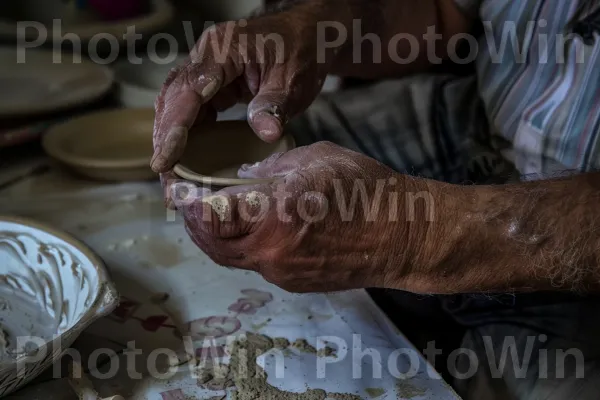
[247,87,293,143]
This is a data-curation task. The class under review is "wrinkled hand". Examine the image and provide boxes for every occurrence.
[171,142,422,293]
[151,12,331,175]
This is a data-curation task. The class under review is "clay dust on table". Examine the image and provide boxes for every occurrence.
[292,339,317,354]
[196,333,362,400]
[291,339,337,358]
[273,337,290,350]
[396,379,428,399]
[364,387,386,398]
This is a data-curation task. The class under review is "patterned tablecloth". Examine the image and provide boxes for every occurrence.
[0,161,460,400]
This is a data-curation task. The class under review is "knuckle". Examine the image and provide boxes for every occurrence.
[313,141,336,150]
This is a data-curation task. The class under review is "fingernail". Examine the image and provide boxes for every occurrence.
[150,155,162,172]
[253,113,282,142]
[151,154,168,173]
[200,79,219,100]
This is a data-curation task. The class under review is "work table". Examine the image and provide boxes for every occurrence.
[0,152,460,400]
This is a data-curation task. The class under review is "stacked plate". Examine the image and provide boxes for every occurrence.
[0,47,114,119]
[0,0,174,46]
[0,47,115,149]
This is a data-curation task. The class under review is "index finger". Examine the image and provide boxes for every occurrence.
[151,72,222,173]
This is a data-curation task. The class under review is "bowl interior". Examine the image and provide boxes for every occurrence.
[0,219,103,363]
[43,109,155,168]
[177,121,295,184]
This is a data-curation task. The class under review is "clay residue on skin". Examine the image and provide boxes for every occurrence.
[245,191,263,207]
[202,195,230,222]
[226,333,363,400]
[396,380,428,399]
[365,388,385,398]
[292,339,317,354]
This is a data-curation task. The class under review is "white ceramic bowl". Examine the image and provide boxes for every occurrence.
[113,55,187,108]
[0,217,118,396]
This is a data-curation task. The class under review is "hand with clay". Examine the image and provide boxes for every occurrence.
[170,142,437,294]
[151,5,334,176]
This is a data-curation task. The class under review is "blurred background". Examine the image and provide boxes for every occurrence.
[0,0,342,190]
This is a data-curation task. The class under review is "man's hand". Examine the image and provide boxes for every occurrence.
[171,142,600,294]
[151,0,473,175]
[171,142,428,293]
[151,10,332,174]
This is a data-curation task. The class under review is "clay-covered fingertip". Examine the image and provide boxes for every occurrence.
[150,156,172,174]
[251,113,283,143]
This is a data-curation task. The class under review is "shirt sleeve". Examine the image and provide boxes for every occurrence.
[452,0,482,17]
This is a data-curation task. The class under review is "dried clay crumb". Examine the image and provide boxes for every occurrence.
[227,333,363,400]
[273,337,290,350]
[317,346,337,358]
[327,394,363,400]
[292,339,317,354]
[365,388,386,398]
[396,379,428,399]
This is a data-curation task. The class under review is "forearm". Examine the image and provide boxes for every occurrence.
[269,0,474,78]
[406,173,600,294]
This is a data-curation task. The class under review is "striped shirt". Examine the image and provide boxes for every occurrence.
[455,0,600,176]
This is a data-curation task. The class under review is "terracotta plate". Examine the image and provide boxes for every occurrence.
[42,108,156,181]
[0,47,114,118]
[0,0,174,45]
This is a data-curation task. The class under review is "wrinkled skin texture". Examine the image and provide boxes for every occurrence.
[171,142,415,293]
[151,13,331,175]
[152,0,478,294]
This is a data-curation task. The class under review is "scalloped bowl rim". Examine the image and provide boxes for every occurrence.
[0,216,118,367]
